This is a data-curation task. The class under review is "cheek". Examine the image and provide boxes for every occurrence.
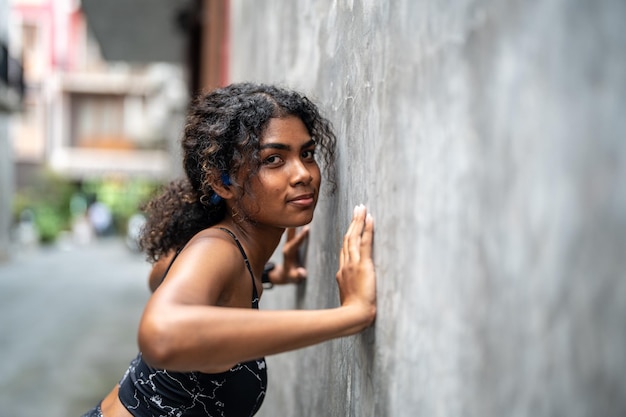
[254,173,282,195]
[243,176,282,211]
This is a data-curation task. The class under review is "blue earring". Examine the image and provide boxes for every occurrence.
[221,172,231,186]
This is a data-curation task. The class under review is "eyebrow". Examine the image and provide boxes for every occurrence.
[260,139,316,151]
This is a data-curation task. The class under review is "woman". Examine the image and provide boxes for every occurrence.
[143,179,311,293]
[82,83,375,417]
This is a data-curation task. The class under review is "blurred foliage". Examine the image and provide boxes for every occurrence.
[82,177,161,234]
[13,170,163,243]
[12,170,77,243]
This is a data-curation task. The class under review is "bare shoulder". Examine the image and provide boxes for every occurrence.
[154,228,247,306]
[185,228,247,273]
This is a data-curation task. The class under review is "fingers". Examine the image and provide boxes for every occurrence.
[344,205,367,262]
[291,226,310,246]
[360,213,374,260]
[336,205,376,320]
[294,267,307,280]
[342,206,361,261]
[275,227,310,285]
[284,227,309,252]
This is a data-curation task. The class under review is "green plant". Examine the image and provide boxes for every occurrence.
[13,171,163,242]
[82,178,161,234]
[13,169,78,243]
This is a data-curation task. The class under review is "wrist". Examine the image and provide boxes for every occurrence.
[337,304,376,336]
[340,302,376,334]
[262,262,276,289]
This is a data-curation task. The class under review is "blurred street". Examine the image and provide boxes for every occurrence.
[0,238,151,417]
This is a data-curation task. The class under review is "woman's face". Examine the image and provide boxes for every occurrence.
[239,116,321,228]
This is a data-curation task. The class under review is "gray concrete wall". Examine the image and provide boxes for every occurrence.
[229,1,626,416]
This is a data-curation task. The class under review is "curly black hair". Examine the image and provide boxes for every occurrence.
[139,83,337,262]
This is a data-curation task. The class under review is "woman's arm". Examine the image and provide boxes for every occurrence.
[148,252,175,292]
[138,205,375,373]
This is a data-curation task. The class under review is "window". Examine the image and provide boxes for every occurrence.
[69,92,130,149]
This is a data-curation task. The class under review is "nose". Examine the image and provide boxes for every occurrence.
[290,160,313,186]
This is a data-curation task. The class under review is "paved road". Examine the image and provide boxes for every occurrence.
[0,238,151,417]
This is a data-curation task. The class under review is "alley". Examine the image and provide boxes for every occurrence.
[0,238,151,417]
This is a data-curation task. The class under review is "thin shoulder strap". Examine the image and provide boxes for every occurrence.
[218,227,260,308]
[159,248,182,283]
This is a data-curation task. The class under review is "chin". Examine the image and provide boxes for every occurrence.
[289,212,315,227]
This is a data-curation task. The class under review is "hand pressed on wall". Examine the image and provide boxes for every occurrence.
[267,227,310,285]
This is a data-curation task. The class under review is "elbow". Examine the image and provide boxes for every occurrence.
[138,311,178,369]
[137,304,237,372]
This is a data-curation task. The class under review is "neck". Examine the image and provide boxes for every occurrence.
[216,218,285,274]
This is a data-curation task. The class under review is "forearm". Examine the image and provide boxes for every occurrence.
[139,304,374,372]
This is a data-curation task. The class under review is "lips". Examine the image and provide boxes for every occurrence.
[288,193,315,206]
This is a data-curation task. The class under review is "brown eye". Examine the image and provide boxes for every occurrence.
[263,155,283,166]
[302,149,316,160]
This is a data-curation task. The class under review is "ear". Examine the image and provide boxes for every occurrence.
[209,171,236,200]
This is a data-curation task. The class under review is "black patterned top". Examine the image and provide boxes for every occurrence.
[117,228,267,417]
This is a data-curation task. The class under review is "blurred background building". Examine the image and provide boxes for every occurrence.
[11,0,188,181]
[0,0,23,258]
[1,0,229,253]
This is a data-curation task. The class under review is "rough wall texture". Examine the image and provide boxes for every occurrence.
[229,1,626,416]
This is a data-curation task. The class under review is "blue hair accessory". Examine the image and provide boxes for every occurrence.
[209,193,222,205]
[209,172,231,205]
